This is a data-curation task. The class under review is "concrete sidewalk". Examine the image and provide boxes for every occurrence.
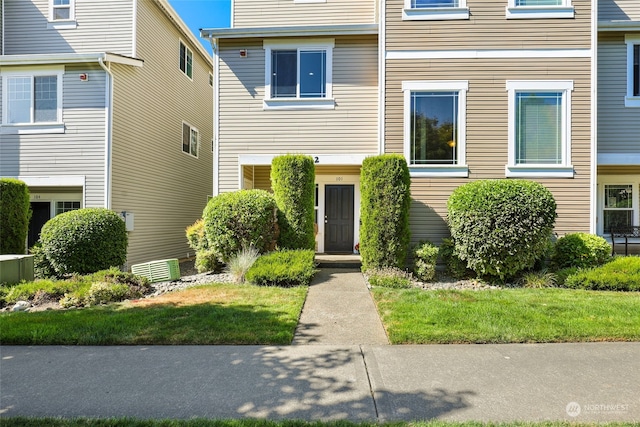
[1,343,639,422]
[293,268,388,345]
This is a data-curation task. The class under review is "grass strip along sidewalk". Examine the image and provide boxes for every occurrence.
[0,283,307,345]
[371,288,640,344]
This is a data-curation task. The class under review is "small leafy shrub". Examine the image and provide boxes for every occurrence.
[186,219,222,273]
[1,277,90,307]
[555,267,579,286]
[40,208,127,275]
[246,249,316,287]
[29,242,58,279]
[360,154,411,270]
[517,270,557,288]
[0,178,31,254]
[271,155,316,250]
[203,190,279,263]
[83,282,131,306]
[563,256,640,291]
[447,179,556,281]
[412,241,439,282]
[552,232,611,269]
[438,238,472,279]
[91,267,151,296]
[366,267,412,289]
[226,246,260,284]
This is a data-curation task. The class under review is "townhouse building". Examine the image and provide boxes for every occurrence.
[0,0,213,267]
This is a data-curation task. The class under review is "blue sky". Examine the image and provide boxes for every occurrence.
[167,0,231,54]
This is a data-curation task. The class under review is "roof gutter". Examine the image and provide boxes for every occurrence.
[598,21,640,31]
[0,52,144,67]
[201,23,378,39]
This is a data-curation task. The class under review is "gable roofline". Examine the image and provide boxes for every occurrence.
[0,52,144,67]
[598,21,640,31]
[152,0,213,67]
[201,24,378,40]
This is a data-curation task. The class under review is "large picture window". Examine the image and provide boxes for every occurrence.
[263,39,334,109]
[403,81,468,177]
[506,80,573,177]
[2,71,62,125]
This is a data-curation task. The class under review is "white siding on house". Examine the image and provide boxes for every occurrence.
[598,32,640,155]
[233,0,376,28]
[217,36,379,193]
[109,0,213,267]
[599,0,640,22]
[0,64,107,207]
[3,0,134,56]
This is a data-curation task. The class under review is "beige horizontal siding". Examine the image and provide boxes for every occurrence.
[599,0,640,21]
[386,0,592,51]
[218,36,379,193]
[385,57,592,241]
[4,0,133,55]
[233,0,376,28]
[110,0,213,267]
[244,165,363,191]
[598,32,640,155]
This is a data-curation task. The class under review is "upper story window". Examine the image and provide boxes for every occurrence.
[180,41,193,79]
[506,0,574,19]
[263,39,335,110]
[1,68,64,133]
[48,0,76,29]
[403,0,469,20]
[506,80,574,178]
[182,122,199,158]
[403,81,469,177]
[625,35,640,107]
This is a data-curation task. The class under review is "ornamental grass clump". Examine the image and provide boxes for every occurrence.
[447,179,557,281]
[226,246,260,284]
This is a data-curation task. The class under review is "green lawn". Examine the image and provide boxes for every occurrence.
[371,288,640,344]
[0,283,307,345]
[1,419,636,427]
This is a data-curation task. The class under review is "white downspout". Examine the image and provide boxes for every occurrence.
[98,56,114,209]
[211,36,220,196]
[378,0,386,155]
[590,0,598,234]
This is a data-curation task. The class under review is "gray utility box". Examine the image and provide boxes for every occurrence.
[0,255,35,284]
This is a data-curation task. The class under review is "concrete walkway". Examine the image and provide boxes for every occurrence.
[292,268,388,345]
[1,343,639,422]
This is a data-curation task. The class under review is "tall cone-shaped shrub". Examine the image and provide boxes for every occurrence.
[271,154,316,250]
[360,154,411,270]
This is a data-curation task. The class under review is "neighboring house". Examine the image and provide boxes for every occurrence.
[0,0,213,267]
[597,0,640,235]
[204,0,601,253]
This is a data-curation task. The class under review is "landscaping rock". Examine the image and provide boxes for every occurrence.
[12,301,30,312]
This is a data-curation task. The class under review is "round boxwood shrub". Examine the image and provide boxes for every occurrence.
[552,232,611,269]
[360,154,411,270]
[203,190,279,263]
[271,154,316,250]
[40,208,128,275]
[0,178,31,254]
[447,179,557,281]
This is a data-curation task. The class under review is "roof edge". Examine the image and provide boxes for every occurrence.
[201,24,379,40]
[0,52,144,67]
[598,20,640,31]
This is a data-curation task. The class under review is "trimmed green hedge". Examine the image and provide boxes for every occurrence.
[447,179,556,281]
[0,178,31,254]
[40,208,128,275]
[271,155,316,250]
[552,232,611,269]
[203,190,279,263]
[563,256,640,291]
[246,249,316,287]
[360,154,411,270]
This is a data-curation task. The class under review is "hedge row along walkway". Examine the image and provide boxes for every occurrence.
[292,268,389,345]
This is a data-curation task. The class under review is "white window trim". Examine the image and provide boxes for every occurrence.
[625,35,640,108]
[402,81,469,178]
[182,121,199,158]
[263,38,335,110]
[179,40,193,80]
[597,176,639,236]
[505,80,574,178]
[403,0,469,21]
[48,0,77,29]
[1,67,65,132]
[506,0,574,19]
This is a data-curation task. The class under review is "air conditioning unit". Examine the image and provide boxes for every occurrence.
[0,255,34,284]
[131,258,180,283]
